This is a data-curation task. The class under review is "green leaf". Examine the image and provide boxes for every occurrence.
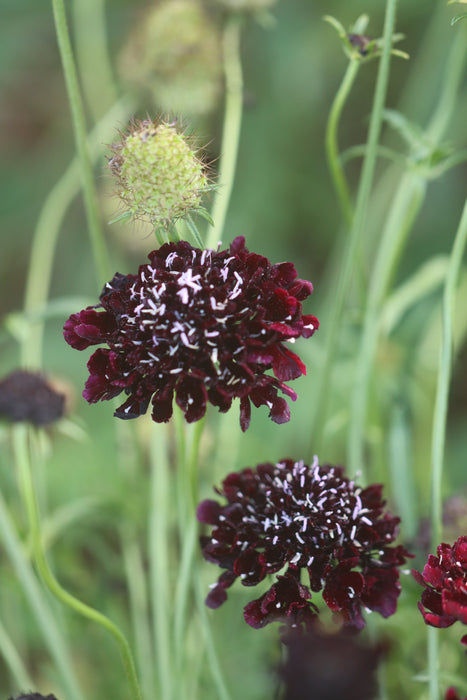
[108,210,133,225]
[381,256,448,335]
[195,207,215,227]
[322,15,346,39]
[451,13,467,24]
[185,214,204,249]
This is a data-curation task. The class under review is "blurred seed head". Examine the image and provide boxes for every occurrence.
[108,118,208,229]
[0,370,66,427]
[119,0,222,116]
[211,0,278,12]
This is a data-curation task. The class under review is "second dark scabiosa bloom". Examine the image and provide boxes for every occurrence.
[413,536,467,643]
[197,458,411,629]
[64,237,318,430]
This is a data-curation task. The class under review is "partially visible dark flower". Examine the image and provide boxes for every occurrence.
[64,237,318,431]
[278,624,384,700]
[446,689,467,700]
[8,694,58,700]
[413,536,467,637]
[197,457,411,630]
[0,370,65,426]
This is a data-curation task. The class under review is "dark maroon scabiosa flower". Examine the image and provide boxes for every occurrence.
[0,370,65,426]
[278,624,384,700]
[197,458,411,630]
[413,536,467,640]
[63,237,318,430]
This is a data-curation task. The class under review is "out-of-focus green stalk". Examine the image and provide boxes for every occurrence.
[51,0,110,285]
[430,196,467,550]
[426,23,467,143]
[22,97,132,369]
[309,0,399,454]
[13,425,142,700]
[427,170,467,700]
[325,58,360,227]
[347,21,467,477]
[123,534,156,700]
[206,14,244,249]
[72,0,118,123]
[0,617,34,690]
[0,489,84,700]
[347,173,426,476]
[149,425,173,700]
[195,574,232,700]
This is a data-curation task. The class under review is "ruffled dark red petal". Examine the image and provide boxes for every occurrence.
[243,573,318,630]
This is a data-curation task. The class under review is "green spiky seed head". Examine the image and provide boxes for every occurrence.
[119,0,221,116]
[109,120,208,229]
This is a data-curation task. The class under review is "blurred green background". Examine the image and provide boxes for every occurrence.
[1,0,467,697]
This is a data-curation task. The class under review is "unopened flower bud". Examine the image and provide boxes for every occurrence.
[109,119,208,229]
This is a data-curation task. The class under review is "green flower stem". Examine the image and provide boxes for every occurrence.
[21,97,131,369]
[430,196,467,550]
[173,418,206,682]
[206,14,244,249]
[187,418,205,508]
[72,0,118,123]
[0,616,34,690]
[309,0,399,454]
[325,58,360,227]
[149,424,173,700]
[51,0,111,285]
[194,574,231,700]
[428,626,440,700]
[0,489,84,700]
[122,534,156,700]
[426,197,467,700]
[13,424,142,700]
[347,173,426,475]
[347,21,467,476]
[426,23,467,144]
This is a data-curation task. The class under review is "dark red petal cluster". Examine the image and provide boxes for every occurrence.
[446,689,467,700]
[63,237,318,430]
[278,624,384,700]
[412,537,467,633]
[197,458,411,630]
